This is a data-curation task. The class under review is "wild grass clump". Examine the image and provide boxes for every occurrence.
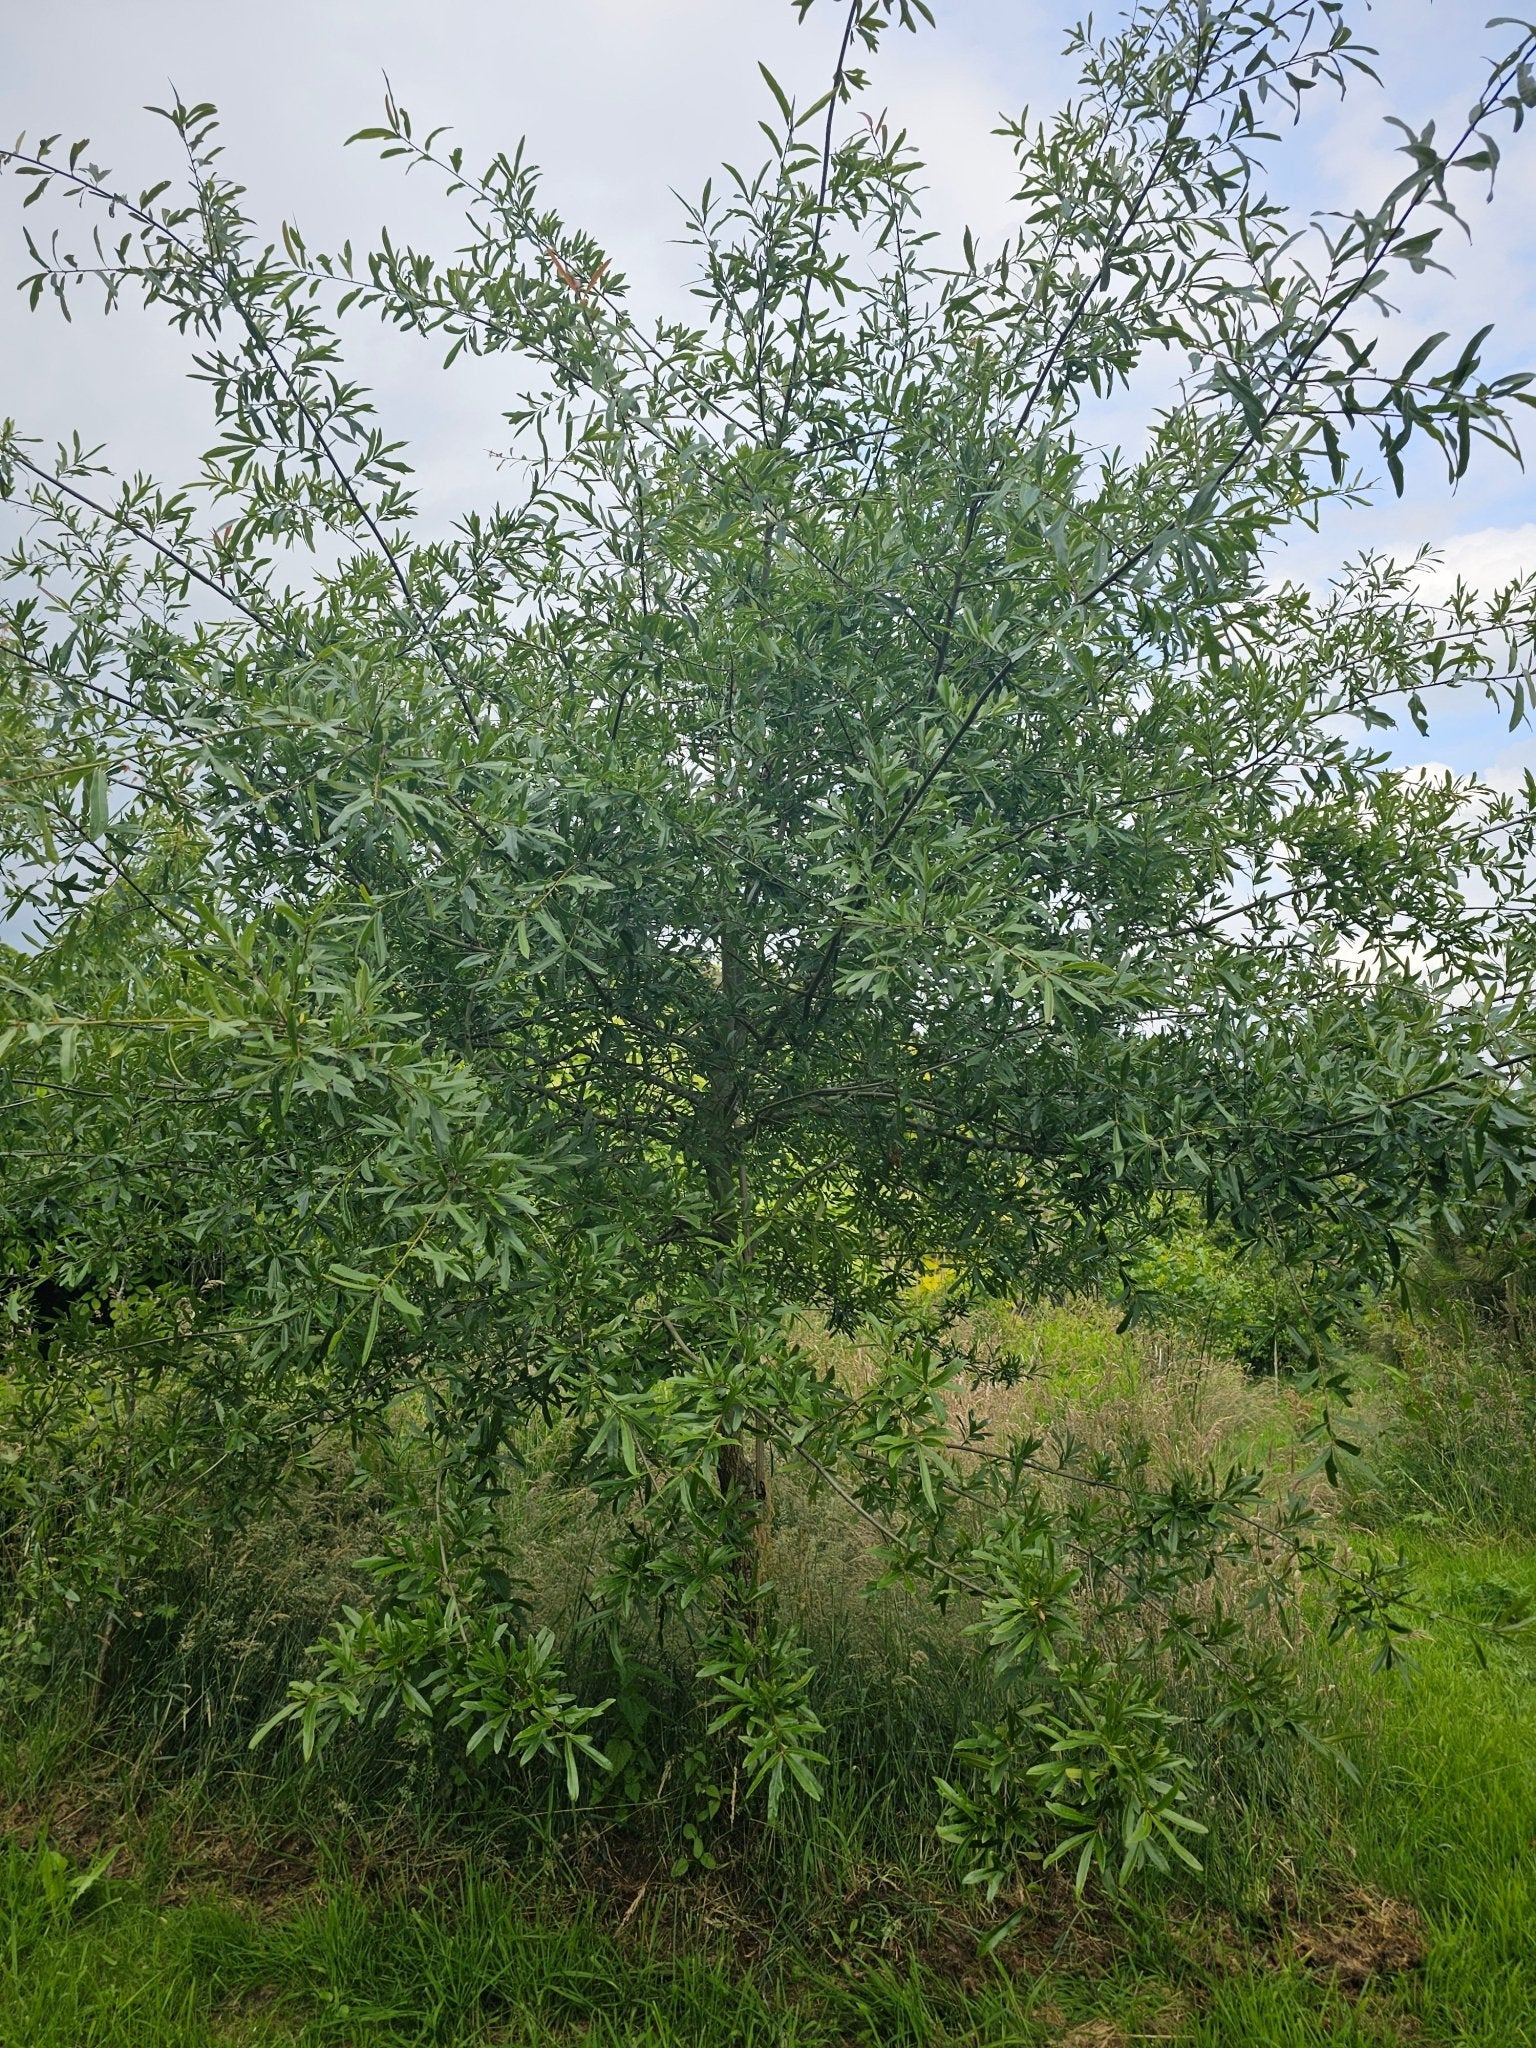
[1351,1307,1536,1536]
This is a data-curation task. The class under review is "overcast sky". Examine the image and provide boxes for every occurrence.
[4,0,1536,787]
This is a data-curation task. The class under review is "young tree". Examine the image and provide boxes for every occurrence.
[3,0,1536,1888]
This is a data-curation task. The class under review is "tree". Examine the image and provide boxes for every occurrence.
[3,0,1536,1891]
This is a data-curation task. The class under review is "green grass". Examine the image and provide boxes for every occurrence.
[4,1532,1534,2046]
[1323,1537,1536,2045]
[0,1853,1128,2046]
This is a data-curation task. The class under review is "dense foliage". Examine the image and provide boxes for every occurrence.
[4,0,1536,1894]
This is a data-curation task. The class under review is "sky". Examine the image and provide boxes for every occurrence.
[2,0,1535,789]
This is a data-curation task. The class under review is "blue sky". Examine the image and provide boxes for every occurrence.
[2,0,1534,786]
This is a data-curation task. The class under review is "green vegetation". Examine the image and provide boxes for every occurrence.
[3,1316,1535,2045]
[4,0,1536,2036]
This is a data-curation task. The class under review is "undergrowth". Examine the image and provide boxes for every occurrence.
[4,1294,1535,2044]
[3,1537,1534,2045]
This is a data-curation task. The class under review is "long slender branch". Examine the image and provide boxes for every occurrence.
[774,0,861,447]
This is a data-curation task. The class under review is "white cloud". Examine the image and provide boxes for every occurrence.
[1414,524,1536,600]
[1482,738,1536,797]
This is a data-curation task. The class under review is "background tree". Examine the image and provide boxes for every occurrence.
[3,0,1536,1890]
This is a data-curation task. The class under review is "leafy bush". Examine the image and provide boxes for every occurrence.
[1125,1229,1364,1377]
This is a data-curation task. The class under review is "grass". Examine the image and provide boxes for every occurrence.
[1348,1314,1536,1536]
[4,1304,1535,2045]
[1321,1537,1536,2044]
